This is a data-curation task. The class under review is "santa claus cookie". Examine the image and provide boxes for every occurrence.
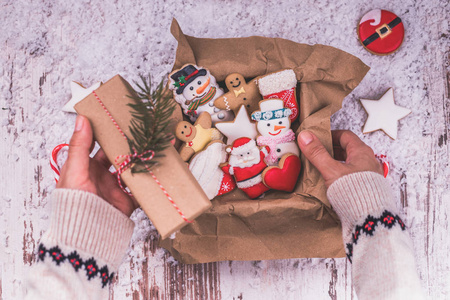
[358,9,404,55]
[220,137,270,199]
[213,73,261,118]
[169,64,234,124]
[175,112,223,161]
[189,141,236,200]
[257,69,299,121]
[251,99,300,166]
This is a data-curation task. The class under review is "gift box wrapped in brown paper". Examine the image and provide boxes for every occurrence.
[74,75,211,240]
[159,19,370,263]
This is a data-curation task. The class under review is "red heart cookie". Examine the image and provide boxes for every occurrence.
[262,154,301,192]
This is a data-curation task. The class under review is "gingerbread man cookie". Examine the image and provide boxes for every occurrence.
[175,112,223,161]
[214,73,261,118]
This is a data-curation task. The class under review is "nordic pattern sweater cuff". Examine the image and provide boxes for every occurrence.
[42,189,135,270]
[326,171,398,234]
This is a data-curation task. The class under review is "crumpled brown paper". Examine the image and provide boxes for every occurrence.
[159,19,370,263]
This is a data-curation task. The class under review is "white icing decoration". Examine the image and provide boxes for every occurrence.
[360,88,411,140]
[252,111,261,120]
[223,96,230,110]
[275,110,283,118]
[263,111,273,120]
[360,9,382,26]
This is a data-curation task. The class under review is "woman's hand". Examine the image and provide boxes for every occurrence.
[297,130,383,188]
[56,115,139,217]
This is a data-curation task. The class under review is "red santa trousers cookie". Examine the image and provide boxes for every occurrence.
[358,9,404,55]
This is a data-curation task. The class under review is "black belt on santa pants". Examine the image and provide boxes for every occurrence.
[362,17,402,46]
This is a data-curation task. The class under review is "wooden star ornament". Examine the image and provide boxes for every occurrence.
[62,81,102,113]
[360,88,411,139]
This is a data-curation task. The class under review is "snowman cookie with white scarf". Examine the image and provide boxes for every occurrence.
[251,99,300,166]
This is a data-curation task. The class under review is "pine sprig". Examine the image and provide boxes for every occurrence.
[127,75,176,173]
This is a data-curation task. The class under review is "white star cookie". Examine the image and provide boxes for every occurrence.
[360,88,411,139]
[215,105,258,144]
[62,81,102,113]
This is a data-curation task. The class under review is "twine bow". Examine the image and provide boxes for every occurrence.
[114,149,155,195]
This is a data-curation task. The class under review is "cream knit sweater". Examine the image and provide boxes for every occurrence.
[327,171,424,299]
[25,189,135,299]
[25,172,424,299]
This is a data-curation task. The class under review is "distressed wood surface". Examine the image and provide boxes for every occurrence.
[1,1,449,299]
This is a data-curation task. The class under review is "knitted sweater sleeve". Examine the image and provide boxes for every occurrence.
[24,189,135,300]
[327,171,424,300]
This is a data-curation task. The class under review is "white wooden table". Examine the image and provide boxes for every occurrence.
[1,1,448,299]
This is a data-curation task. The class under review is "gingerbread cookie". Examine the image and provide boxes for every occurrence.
[257,69,299,121]
[169,64,234,124]
[251,99,299,166]
[214,73,261,117]
[358,9,404,55]
[175,112,223,161]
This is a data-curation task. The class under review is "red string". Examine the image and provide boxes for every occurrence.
[92,90,193,223]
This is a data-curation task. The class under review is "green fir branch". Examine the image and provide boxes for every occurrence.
[127,75,176,174]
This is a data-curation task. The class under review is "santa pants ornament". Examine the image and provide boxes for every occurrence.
[258,69,299,121]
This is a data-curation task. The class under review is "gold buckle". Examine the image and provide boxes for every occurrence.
[376,24,392,39]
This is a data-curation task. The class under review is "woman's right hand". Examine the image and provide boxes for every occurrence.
[297,130,383,188]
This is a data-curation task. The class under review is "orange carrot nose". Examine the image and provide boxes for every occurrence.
[196,77,211,94]
[274,125,286,131]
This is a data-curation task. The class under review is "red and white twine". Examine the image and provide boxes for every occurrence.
[50,144,69,183]
[114,149,155,196]
[92,90,192,223]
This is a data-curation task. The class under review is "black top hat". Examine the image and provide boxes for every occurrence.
[171,64,207,94]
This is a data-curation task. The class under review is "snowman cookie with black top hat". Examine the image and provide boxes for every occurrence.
[169,64,234,124]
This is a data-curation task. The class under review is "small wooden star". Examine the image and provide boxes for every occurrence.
[360,88,411,139]
[62,81,102,113]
